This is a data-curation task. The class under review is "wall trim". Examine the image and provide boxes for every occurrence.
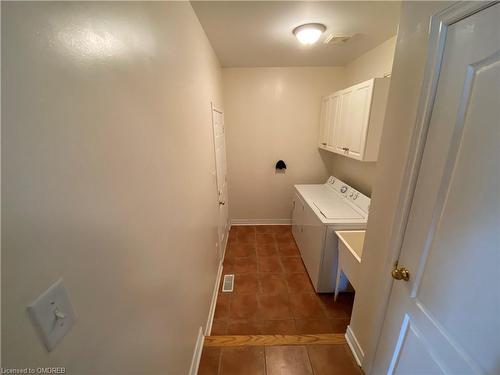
[230,219,292,225]
[345,325,364,367]
[193,228,228,374]
[188,326,205,375]
[206,224,229,335]
[205,260,223,336]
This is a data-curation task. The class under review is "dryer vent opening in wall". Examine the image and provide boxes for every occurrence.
[222,274,234,292]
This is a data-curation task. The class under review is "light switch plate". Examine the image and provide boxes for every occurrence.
[27,278,77,351]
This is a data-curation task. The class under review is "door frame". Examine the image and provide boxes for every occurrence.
[366,1,497,373]
[211,102,229,261]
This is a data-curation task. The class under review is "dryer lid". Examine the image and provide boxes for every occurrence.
[313,198,363,220]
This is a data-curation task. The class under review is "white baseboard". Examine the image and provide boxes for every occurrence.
[205,227,229,335]
[345,325,364,367]
[230,218,292,225]
[190,230,228,375]
[205,260,223,336]
[188,326,205,375]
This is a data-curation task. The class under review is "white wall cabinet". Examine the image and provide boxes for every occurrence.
[318,77,390,162]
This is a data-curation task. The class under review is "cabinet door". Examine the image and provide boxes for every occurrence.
[344,80,374,159]
[318,96,330,148]
[326,93,342,152]
[333,89,353,155]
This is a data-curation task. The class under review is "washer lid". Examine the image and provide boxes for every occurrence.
[313,198,363,220]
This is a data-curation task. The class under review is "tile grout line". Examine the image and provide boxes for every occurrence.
[263,346,268,375]
[216,346,223,375]
[304,343,317,375]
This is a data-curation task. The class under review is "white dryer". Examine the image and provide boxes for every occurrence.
[292,176,370,293]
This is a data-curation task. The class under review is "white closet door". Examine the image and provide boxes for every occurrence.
[212,107,229,261]
[373,4,500,374]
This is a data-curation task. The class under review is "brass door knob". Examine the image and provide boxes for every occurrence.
[391,266,410,281]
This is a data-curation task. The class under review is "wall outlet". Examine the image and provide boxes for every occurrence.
[27,278,77,351]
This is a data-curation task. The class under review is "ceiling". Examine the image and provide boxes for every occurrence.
[191,1,401,67]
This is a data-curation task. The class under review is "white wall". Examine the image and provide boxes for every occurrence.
[324,36,397,196]
[223,39,397,223]
[223,67,346,223]
[348,3,450,373]
[345,36,397,85]
[2,2,222,374]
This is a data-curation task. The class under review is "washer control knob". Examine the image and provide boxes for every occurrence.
[340,186,348,193]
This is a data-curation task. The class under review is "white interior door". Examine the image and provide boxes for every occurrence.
[212,106,229,260]
[373,4,500,375]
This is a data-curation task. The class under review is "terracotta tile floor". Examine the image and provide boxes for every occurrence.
[198,344,362,375]
[212,225,354,336]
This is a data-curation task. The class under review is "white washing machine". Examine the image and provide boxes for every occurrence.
[292,176,370,293]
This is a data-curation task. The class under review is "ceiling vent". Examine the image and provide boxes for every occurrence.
[324,34,353,45]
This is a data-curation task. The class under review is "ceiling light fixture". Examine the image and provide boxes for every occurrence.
[293,23,326,45]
